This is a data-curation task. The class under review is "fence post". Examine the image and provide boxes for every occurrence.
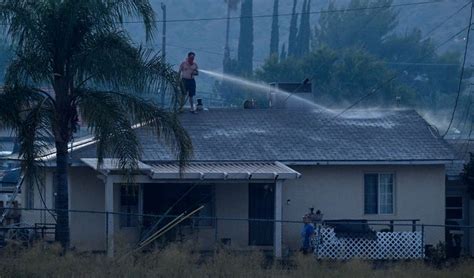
[315,225,321,258]
[105,211,109,255]
[389,220,394,232]
[214,217,218,244]
[421,224,425,258]
[412,220,416,232]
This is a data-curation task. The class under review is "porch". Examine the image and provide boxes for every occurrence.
[80,159,301,257]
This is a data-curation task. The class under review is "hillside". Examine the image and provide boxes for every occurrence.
[125,0,471,93]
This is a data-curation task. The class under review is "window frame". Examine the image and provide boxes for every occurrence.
[364,172,396,215]
[445,196,463,220]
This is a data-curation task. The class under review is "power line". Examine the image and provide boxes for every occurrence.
[423,0,472,39]
[147,1,469,66]
[121,0,440,24]
[317,24,474,129]
[153,43,461,67]
[442,1,474,138]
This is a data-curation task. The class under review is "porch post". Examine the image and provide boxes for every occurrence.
[274,180,283,258]
[105,178,114,257]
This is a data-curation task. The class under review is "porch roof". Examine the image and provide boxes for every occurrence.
[149,161,301,180]
[80,159,301,181]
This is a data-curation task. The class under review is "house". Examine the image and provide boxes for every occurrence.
[19,107,456,257]
[0,131,21,219]
[445,139,474,256]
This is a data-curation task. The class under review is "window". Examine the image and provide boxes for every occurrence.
[446,196,463,220]
[142,184,215,228]
[364,173,394,214]
[120,185,139,227]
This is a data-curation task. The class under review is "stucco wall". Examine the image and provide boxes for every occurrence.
[20,170,56,239]
[69,166,107,251]
[21,164,447,254]
[282,164,446,249]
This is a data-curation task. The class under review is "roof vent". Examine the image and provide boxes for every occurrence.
[243,99,257,109]
[196,98,204,111]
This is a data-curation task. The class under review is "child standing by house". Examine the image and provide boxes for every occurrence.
[300,214,315,254]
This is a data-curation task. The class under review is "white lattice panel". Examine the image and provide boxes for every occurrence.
[313,227,424,260]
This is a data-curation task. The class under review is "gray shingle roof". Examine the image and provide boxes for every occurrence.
[71,108,455,163]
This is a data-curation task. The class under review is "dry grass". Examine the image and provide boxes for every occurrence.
[0,242,473,278]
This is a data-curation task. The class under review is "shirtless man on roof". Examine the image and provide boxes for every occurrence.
[178,52,199,113]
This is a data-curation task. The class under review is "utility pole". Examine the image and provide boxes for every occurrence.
[160,3,167,106]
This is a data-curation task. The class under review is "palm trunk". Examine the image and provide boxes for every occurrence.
[53,76,72,249]
[55,139,70,248]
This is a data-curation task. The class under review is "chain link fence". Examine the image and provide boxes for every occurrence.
[1,208,473,259]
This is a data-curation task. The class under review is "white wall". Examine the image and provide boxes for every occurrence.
[23,164,447,253]
[20,169,56,237]
[282,164,446,249]
[69,167,106,251]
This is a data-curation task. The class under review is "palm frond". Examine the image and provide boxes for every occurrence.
[106,0,156,41]
[76,89,193,171]
[5,48,52,85]
[0,1,42,46]
[0,85,55,186]
[74,34,182,109]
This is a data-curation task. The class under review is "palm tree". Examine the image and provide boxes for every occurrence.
[0,0,192,248]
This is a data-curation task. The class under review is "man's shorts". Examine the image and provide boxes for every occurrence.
[182,78,196,97]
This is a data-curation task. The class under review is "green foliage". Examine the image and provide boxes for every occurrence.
[0,41,12,83]
[288,0,299,57]
[237,0,254,75]
[0,0,192,247]
[224,0,240,11]
[463,153,474,199]
[256,47,414,107]
[295,0,311,57]
[314,0,398,53]
[255,0,464,113]
[280,43,287,61]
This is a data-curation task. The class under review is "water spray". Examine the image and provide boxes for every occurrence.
[199,69,332,113]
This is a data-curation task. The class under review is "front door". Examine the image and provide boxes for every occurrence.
[249,183,275,246]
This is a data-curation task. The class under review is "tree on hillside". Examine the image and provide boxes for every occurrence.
[256,47,415,107]
[312,0,463,112]
[380,30,462,109]
[223,0,240,73]
[0,0,192,248]
[314,0,397,53]
[287,0,299,57]
[237,0,254,75]
[296,0,311,57]
[280,43,287,61]
[269,0,279,58]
